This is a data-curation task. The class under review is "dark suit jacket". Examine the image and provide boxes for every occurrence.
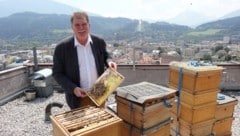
[52,35,111,109]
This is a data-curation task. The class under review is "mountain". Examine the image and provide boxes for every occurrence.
[0,12,191,47]
[1,0,240,28]
[0,0,98,17]
[183,16,240,41]
[221,9,240,19]
[167,10,211,28]
[0,11,239,47]
[197,16,240,31]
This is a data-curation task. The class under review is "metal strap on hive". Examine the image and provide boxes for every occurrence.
[116,82,176,104]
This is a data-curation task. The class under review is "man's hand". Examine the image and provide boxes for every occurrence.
[73,87,87,97]
[108,61,117,70]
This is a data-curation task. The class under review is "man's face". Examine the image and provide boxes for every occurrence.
[72,17,90,44]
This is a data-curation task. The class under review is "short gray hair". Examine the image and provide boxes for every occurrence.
[70,11,89,24]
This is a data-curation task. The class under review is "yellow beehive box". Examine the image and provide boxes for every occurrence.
[212,117,234,136]
[121,120,171,136]
[50,106,123,136]
[180,101,216,124]
[171,118,214,136]
[170,100,217,124]
[180,89,219,106]
[215,93,238,120]
[169,61,224,94]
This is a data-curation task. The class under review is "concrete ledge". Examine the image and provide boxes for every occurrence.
[0,88,26,106]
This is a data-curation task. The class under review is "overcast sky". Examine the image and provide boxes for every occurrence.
[54,0,240,21]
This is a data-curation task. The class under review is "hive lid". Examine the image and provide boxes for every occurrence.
[87,68,125,106]
[170,61,224,75]
[116,82,176,104]
[217,93,238,105]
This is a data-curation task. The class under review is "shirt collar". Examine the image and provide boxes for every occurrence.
[74,35,92,47]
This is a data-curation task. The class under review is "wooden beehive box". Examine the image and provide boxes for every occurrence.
[169,62,224,94]
[50,106,123,136]
[180,89,219,106]
[180,101,216,124]
[171,118,214,136]
[121,119,171,136]
[116,82,176,129]
[215,93,238,120]
[170,99,216,124]
[116,95,173,129]
[212,117,234,136]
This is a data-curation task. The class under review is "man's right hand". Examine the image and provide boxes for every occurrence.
[73,87,87,97]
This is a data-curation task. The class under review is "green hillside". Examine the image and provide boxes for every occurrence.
[0,12,239,48]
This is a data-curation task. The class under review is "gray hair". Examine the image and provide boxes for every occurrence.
[70,11,89,24]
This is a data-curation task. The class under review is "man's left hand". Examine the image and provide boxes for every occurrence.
[108,62,117,70]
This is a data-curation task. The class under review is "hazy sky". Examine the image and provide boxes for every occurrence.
[54,0,240,21]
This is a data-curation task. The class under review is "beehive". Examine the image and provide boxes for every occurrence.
[169,62,225,136]
[116,82,176,129]
[121,119,171,136]
[169,62,224,94]
[170,100,217,124]
[180,101,216,124]
[215,93,238,120]
[116,95,173,129]
[171,117,214,136]
[212,117,234,136]
[50,106,123,136]
[179,89,219,106]
[212,93,238,136]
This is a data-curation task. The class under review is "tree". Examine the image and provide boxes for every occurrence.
[195,47,200,54]
[225,54,232,61]
[113,43,120,47]
[214,45,223,53]
[157,46,165,53]
[175,48,182,55]
[201,54,212,62]
[224,47,230,53]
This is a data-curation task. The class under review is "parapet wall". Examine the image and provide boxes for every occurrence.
[0,66,30,104]
[118,65,170,86]
[219,64,240,90]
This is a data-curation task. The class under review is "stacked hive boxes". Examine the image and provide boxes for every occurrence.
[169,62,224,136]
[212,93,238,135]
[116,82,176,136]
[50,106,123,136]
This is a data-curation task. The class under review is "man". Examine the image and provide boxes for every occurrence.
[52,11,117,109]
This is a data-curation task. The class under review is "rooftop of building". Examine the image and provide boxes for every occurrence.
[0,64,240,136]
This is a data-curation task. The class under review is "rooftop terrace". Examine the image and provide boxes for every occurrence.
[0,64,240,135]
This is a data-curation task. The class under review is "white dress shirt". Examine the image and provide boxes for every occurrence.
[74,35,98,92]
